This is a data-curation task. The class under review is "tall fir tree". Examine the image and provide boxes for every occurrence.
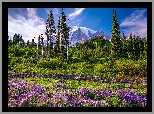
[60,8,70,62]
[55,16,61,55]
[45,10,56,57]
[111,9,122,59]
[45,24,49,50]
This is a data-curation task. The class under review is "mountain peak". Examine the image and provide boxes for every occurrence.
[68,26,111,45]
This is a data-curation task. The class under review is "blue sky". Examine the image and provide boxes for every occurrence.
[8,8,147,42]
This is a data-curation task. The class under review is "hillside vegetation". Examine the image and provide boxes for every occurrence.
[8,35,147,79]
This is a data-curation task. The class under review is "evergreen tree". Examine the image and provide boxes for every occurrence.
[45,10,56,57]
[139,37,144,57]
[19,35,23,44]
[12,34,24,45]
[32,38,34,43]
[123,31,126,40]
[143,37,147,58]
[27,40,29,46]
[121,31,128,58]
[13,33,19,44]
[132,34,136,56]
[128,34,141,60]
[111,9,122,59]
[45,24,49,51]
[134,36,140,60]
[128,31,133,57]
[55,17,61,55]
[20,39,25,46]
[8,36,12,45]
[56,16,65,58]
[60,8,70,62]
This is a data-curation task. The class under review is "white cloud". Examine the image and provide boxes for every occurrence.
[8,8,46,43]
[68,8,85,20]
[8,8,86,44]
[120,9,147,38]
[67,8,86,28]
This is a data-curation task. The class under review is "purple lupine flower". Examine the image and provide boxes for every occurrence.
[79,88,85,96]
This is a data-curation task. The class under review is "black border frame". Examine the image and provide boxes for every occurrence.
[3,2,152,112]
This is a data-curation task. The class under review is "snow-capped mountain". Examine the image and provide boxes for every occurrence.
[43,26,111,46]
[69,26,111,45]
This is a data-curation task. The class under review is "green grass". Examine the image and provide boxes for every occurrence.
[25,77,147,95]
[8,56,147,79]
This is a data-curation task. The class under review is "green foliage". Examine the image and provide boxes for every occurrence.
[12,34,24,45]
[37,58,62,69]
[8,37,147,77]
[111,9,123,59]
[8,9,147,78]
[60,8,70,62]
[45,10,56,57]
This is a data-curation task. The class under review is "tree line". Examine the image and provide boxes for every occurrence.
[8,9,147,62]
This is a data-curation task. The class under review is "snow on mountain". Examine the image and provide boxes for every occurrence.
[69,26,97,38]
[87,28,97,34]
[68,26,111,45]
[79,27,97,37]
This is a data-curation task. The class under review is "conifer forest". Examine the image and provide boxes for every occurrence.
[8,9,147,107]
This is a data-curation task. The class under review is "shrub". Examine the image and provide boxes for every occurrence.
[37,58,63,70]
